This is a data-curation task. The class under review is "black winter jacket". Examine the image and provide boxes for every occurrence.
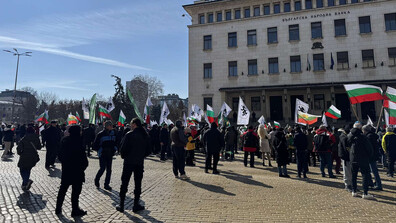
[294,131,308,151]
[347,128,373,164]
[365,131,380,162]
[203,127,225,153]
[120,127,151,166]
[338,131,349,161]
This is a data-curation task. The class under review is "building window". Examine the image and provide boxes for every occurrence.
[204,63,212,78]
[251,97,261,111]
[268,27,278,43]
[274,4,280,14]
[247,30,257,46]
[228,32,237,47]
[289,24,300,41]
[264,5,270,15]
[313,54,325,71]
[339,0,347,5]
[314,94,325,110]
[351,0,358,3]
[254,6,260,16]
[199,14,205,24]
[203,35,212,50]
[328,0,335,6]
[235,9,241,19]
[232,97,239,111]
[284,2,291,12]
[306,0,313,9]
[359,16,371,33]
[385,13,396,31]
[290,56,301,72]
[217,12,222,22]
[311,22,322,39]
[337,51,349,69]
[335,19,346,36]
[229,61,238,76]
[316,0,323,8]
[248,59,258,75]
[226,11,232,20]
[208,13,213,23]
[269,58,279,74]
[244,8,250,18]
[204,97,213,108]
[389,48,396,66]
[295,1,301,11]
[362,49,375,68]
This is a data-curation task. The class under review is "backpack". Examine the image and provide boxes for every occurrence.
[314,134,331,152]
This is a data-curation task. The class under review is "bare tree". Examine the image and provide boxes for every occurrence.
[133,74,164,98]
[38,91,59,104]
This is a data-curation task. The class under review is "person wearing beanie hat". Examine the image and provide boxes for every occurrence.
[382,126,396,177]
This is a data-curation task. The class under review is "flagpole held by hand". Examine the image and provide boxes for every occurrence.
[376,106,384,133]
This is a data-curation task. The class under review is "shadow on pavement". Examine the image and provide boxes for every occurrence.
[16,191,47,214]
[124,209,164,223]
[186,180,236,196]
[220,170,273,188]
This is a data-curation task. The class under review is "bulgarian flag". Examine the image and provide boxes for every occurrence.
[67,114,78,125]
[99,105,112,119]
[387,100,396,125]
[76,111,82,122]
[206,105,215,123]
[325,105,341,119]
[384,86,396,102]
[297,111,321,125]
[35,110,49,124]
[187,117,199,126]
[118,110,126,126]
[344,84,383,104]
[143,97,153,124]
[274,121,280,129]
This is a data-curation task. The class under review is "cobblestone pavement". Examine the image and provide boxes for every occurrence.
[0,148,395,223]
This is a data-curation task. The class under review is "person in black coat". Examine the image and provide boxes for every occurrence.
[273,128,290,178]
[338,127,352,192]
[149,125,160,154]
[203,122,225,174]
[363,125,382,190]
[159,124,170,161]
[294,127,308,178]
[82,124,96,157]
[42,121,62,169]
[116,118,151,213]
[55,125,88,217]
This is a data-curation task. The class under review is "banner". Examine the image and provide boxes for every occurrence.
[127,89,143,121]
[159,102,170,125]
[295,98,309,125]
[89,94,97,124]
[237,97,250,125]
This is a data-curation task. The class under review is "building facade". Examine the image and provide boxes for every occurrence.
[0,90,35,123]
[184,0,396,125]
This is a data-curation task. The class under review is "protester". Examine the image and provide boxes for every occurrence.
[224,126,236,160]
[159,124,170,161]
[55,125,88,217]
[83,124,96,157]
[1,125,14,160]
[347,122,375,200]
[149,124,160,155]
[294,127,308,178]
[331,128,342,174]
[313,125,336,178]
[41,121,62,169]
[116,118,151,213]
[203,122,224,174]
[273,128,290,178]
[170,120,189,180]
[93,121,118,190]
[363,125,382,190]
[242,126,259,168]
[382,126,396,178]
[338,126,352,192]
[185,127,196,166]
[257,125,272,167]
[17,127,41,190]
[307,128,316,167]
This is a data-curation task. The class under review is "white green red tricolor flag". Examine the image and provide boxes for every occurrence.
[143,97,153,124]
[274,121,280,129]
[344,84,383,104]
[118,110,126,126]
[206,105,215,123]
[67,114,78,125]
[386,100,396,125]
[35,110,49,124]
[325,105,341,119]
[297,111,321,125]
[384,86,396,103]
[99,105,111,119]
[76,111,82,122]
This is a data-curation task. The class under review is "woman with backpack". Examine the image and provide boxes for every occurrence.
[242,126,259,168]
[258,125,272,166]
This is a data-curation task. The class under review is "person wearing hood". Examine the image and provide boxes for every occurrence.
[362,125,382,190]
[55,125,88,217]
[313,125,336,178]
[294,127,308,178]
[347,122,375,200]
[382,126,396,177]
[273,128,290,178]
[258,125,272,167]
[242,126,259,168]
[203,122,224,174]
[17,127,41,190]
[338,126,352,192]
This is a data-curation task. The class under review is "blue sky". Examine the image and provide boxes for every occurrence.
[0,0,192,100]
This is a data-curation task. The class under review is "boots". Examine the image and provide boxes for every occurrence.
[132,194,145,213]
[116,192,125,213]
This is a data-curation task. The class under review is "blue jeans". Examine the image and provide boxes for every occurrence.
[20,168,31,186]
[277,165,288,176]
[319,153,334,176]
[296,150,308,175]
[95,155,113,186]
[369,160,382,188]
[172,146,186,176]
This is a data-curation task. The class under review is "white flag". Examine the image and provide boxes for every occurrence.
[322,112,328,127]
[82,98,90,120]
[191,104,203,122]
[220,102,232,117]
[106,97,115,112]
[204,114,211,126]
[295,98,309,124]
[258,116,266,125]
[237,97,250,125]
[183,112,187,127]
[367,115,374,126]
[384,109,389,127]
[159,102,170,125]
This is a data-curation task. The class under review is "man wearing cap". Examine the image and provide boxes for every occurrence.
[41,121,62,169]
[382,126,396,177]
[93,121,118,190]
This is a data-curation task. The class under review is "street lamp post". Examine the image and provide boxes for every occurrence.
[3,49,32,123]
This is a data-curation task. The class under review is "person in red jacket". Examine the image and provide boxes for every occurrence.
[242,126,259,168]
[314,125,336,178]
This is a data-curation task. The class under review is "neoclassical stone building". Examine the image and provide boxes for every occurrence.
[184,0,396,125]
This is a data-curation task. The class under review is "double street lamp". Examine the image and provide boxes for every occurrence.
[3,49,32,123]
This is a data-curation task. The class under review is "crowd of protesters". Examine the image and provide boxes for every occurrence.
[1,117,395,217]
